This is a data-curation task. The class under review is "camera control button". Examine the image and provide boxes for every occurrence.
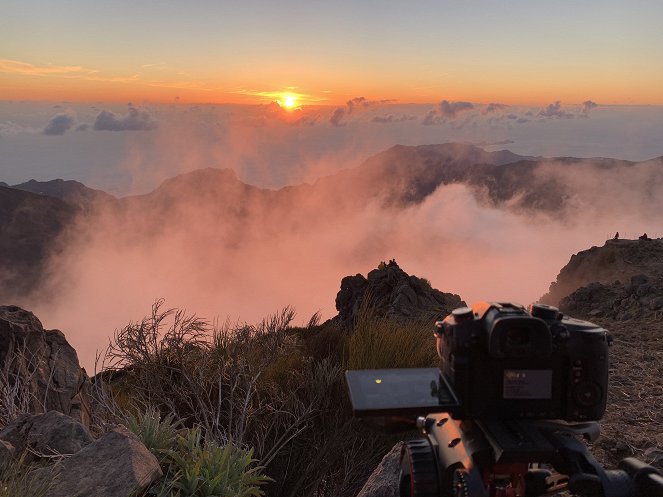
[452,307,474,321]
[573,381,602,407]
[530,303,560,320]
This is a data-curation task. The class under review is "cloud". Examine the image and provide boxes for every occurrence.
[481,103,508,115]
[537,101,575,119]
[231,101,318,127]
[0,121,39,136]
[43,110,77,136]
[0,58,97,76]
[93,105,158,131]
[371,114,416,124]
[329,107,347,127]
[581,100,599,114]
[422,100,475,125]
[329,96,397,126]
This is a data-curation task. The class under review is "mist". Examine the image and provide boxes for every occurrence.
[21,144,663,372]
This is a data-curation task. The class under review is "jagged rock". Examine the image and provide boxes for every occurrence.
[559,273,663,321]
[335,261,465,325]
[0,306,91,426]
[0,440,15,473]
[356,443,402,497]
[0,410,93,463]
[42,426,162,497]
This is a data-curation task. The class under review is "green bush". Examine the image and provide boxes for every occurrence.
[151,427,271,497]
[124,406,180,457]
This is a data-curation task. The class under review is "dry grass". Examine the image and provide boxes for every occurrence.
[346,302,437,370]
[0,344,44,429]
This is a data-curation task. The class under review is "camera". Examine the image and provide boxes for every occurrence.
[345,301,610,422]
[436,301,609,421]
[345,302,663,497]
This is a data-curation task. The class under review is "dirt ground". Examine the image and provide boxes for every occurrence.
[588,317,663,470]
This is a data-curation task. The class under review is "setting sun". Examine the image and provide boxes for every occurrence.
[282,95,297,109]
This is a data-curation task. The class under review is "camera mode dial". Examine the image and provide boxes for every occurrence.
[529,303,561,320]
[451,307,474,322]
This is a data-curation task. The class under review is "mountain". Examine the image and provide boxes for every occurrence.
[11,178,117,208]
[0,185,77,299]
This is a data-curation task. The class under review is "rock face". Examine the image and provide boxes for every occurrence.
[0,305,91,426]
[559,274,663,321]
[541,239,663,306]
[335,260,465,325]
[42,426,162,497]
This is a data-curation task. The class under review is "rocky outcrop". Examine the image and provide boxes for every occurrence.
[356,443,402,497]
[0,410,162,497]
[41,425,162,497]
[335,260,465,325]
[0,305,91,426]
[559,274,663,321]
[541,239,663,306]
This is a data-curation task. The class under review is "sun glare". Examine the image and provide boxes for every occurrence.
[282,95,297,109]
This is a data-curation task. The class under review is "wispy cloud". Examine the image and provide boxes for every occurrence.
[0,59,97,76]
[229,88,327,105]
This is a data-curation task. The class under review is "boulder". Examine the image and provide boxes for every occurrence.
[0,410,93,463]
[42,426,162,497]
[356,443,402,497]
[0,305,91,426]
[335,261,465,325]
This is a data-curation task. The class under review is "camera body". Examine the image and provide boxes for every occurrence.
[436,302,610,421]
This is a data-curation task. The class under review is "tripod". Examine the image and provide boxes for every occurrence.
[399,413,663,497]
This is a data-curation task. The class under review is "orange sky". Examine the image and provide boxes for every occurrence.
[2,1,663,105]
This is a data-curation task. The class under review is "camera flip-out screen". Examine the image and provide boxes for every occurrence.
[345,368,460,417]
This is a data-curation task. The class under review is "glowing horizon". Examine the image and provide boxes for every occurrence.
[2,1,663,106]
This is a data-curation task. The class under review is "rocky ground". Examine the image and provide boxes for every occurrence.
[590,317,663,470]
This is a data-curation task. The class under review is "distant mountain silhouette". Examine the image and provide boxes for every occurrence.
[11,178,116,208]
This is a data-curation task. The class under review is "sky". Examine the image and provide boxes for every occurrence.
[2,0,663,105]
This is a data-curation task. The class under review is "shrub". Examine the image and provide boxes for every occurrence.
[150,427,270,497]
[0,345,42,429]
[124,405,180,458]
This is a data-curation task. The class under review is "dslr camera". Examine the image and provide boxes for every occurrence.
[346,302,663,497]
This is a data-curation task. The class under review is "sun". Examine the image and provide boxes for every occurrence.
[281,95,297,109]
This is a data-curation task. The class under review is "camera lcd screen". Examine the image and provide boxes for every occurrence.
[345,368,460,417]
[503,369,553,399]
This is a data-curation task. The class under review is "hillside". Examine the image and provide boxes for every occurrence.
[541,238,663,309]
[0,186,78,300]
